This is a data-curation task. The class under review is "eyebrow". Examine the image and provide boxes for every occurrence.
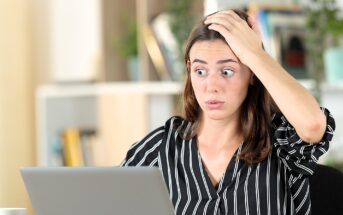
[192,59,238,64]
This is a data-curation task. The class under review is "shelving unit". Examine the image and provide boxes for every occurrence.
[34,0,343,168]
[33,0,203,167]
[36,82,182,166]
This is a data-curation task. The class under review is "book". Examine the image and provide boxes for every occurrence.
[250,5,308,79]
[62,128,84,166]
[142,22,172,81]
[150,13,184,81]
[80,129,97,166]
[48,136,64,166]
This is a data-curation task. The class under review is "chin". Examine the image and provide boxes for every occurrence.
[202,107,240,121]
[204,111,229,121]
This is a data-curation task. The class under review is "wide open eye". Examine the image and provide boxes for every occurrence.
[194,69,208,76]
[222,69,234,77]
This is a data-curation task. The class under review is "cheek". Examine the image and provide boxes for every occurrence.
[190,77,204,100]
[231,71,251,95]
[191,76,201,92]
[237,85,250,104]
[225,81,249,102]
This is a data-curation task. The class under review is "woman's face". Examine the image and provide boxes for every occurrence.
[189,39,252,121]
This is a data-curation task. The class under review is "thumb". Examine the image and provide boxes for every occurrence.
[247,13,262,37]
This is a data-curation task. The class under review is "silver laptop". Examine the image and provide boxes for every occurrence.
[21,167,175,215]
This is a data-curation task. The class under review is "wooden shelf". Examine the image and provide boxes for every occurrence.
[37,82,182,98]
[36,82,182,166]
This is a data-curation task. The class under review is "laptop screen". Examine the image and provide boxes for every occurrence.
[21,166,175,215]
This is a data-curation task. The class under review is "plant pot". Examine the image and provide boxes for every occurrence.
[127,56,140,81]
[324,47,343,83]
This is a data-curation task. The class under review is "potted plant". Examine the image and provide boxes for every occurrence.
[305,0,343,99]
[166,0,197,81]
[113,18,139,81]
[323,1,343,84]
[167,0,196,53]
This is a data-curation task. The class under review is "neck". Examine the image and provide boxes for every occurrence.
[197,113,243,150]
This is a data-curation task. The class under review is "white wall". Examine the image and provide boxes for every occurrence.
[51,0,103,82]
[34,0,104,83]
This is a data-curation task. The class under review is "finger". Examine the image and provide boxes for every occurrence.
[247,12,256,27]
[212,10,243,22]
[208,23,231,36]
[205,14,244,31]
[247,13,262,37]
[205,11,242,25]
[204,15,234,28]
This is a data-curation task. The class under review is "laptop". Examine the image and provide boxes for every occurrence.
[21,166,175,215]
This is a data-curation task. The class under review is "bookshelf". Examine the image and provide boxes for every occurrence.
[36,82,182,166]
[34,0,343,168]
[36,81,343,166]
[33,0,203,167]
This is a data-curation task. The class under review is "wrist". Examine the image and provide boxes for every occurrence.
[242,47,269,69]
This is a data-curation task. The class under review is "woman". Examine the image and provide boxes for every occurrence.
[121,9,335,215]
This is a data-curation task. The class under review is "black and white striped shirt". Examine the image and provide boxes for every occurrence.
[121,108,335,215]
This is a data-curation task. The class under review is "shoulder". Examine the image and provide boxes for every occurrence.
[164,116,191,133]
[121,116,190,166]
[134,115,189,147]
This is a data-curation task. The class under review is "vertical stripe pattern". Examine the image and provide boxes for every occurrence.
[121,108,335,215]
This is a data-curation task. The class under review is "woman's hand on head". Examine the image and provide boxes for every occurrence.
[204,10,263,65]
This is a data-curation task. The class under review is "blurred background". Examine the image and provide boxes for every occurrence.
[1,0,343,214]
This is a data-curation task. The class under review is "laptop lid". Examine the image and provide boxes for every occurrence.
[21,167,175,215]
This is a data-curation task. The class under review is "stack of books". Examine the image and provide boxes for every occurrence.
[49,127,100,166]
[248,4,308,79]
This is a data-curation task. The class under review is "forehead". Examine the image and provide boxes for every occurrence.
[189,39,238,61]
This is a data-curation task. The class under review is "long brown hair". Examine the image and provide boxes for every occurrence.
[181,9,278,165]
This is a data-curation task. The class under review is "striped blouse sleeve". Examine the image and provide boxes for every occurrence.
[272,107,335,176]
[120,126,165,167]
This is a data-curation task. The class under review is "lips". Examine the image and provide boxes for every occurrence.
[205,100,224,109]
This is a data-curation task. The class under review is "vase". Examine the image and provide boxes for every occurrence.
[127,56,140,81]
[324,47,343,83]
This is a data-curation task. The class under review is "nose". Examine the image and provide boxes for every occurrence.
[206,73,223,93]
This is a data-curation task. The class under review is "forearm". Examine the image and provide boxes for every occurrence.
[246,50,326,143]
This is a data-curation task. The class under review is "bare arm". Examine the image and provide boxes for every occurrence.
[205,10,326,143]
[247,50,326,143]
